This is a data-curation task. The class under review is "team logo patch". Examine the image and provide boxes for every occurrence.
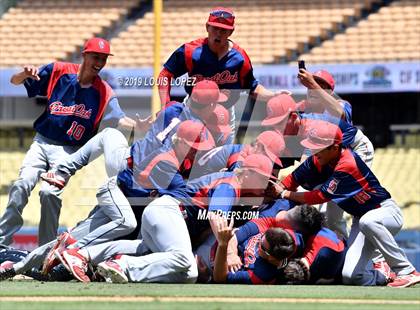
[327,178,339,194]
[98,40,105,49]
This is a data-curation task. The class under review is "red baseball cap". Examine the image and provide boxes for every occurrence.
[176,120,215,151]
[256,131,285,167]
[205,104,232,134]
[300,121,342,151]
[190,80,228,106]
[262,94,297,126]
[82,37,113,56]
[207,7,235,30]
[241,154,277,180]
[313,70,335,90]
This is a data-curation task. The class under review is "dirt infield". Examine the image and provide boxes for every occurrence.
[1,296,419,305]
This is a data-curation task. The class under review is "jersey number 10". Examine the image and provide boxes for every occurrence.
[67,121,85,141]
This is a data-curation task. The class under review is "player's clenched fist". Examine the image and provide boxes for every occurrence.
[23,65,40,81]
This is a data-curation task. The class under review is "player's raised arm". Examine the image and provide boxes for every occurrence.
[211,215,236,283]
[158,67,175,106]
[10,65,40,85]
[297,68,343,117]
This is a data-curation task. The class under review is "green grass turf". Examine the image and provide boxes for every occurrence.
[0,281,419,310]
[0,302,418,310]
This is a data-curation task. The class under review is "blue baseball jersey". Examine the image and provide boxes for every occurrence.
[117,145,189,202]
[226,223,303,284]
[189,144,245,179]
[130,101,225,165]
[337,100,353,125]
[291,149,391,217]
[183,172,241,237]
[257,199,296,218]
[164,38,259,107]
[24,62,125,145]
[302,227,346,283]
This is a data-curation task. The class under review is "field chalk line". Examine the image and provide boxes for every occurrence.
[0,296,419,304]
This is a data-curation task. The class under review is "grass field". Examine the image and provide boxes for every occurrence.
[0,280,419,310]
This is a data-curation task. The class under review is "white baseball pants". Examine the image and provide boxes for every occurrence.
[114,195,197,283]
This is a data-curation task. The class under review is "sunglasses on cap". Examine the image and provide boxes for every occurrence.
[210,10,234,19]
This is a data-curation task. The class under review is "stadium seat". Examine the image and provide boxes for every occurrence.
[0,0,142,68]
[299,0,420,63]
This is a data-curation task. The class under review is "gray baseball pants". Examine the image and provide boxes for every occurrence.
[341,199,414,286]
[86,195,197,283]
[13,176,137,274]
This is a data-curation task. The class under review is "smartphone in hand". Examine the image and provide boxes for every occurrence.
[298,60,306,70]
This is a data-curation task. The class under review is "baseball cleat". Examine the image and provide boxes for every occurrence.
[0,261,14,269]
[387,271,420,288]
[40,171,68,189]
[60,248,90,283]
[0,265,16,281]
[373,261,395,282]
[97,260,128,284]
[42,232,76,275]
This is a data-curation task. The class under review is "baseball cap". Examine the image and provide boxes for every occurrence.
[262,94,297,126]
[241,154,277,180]
[205,104,231,134]
[190,80,228,106]
[256,131,285,167]
[176,120,215,151]
[207,7,235,30]
[300,121,342,151]
[313,70,335,90]
[82,37,113,56]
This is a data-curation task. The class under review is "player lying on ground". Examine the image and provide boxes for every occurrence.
[193,205,322,284]
[280,226,346,285]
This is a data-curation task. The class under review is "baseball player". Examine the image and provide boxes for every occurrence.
[211,216,300,284]
[275,122,420,287]
[0,37,137,246]
[183,154,278,243]
[262,93,374,237]
[297,69,374,166]
[281,227,346,284]
[158,7,280,137]
[194,204,323,283]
